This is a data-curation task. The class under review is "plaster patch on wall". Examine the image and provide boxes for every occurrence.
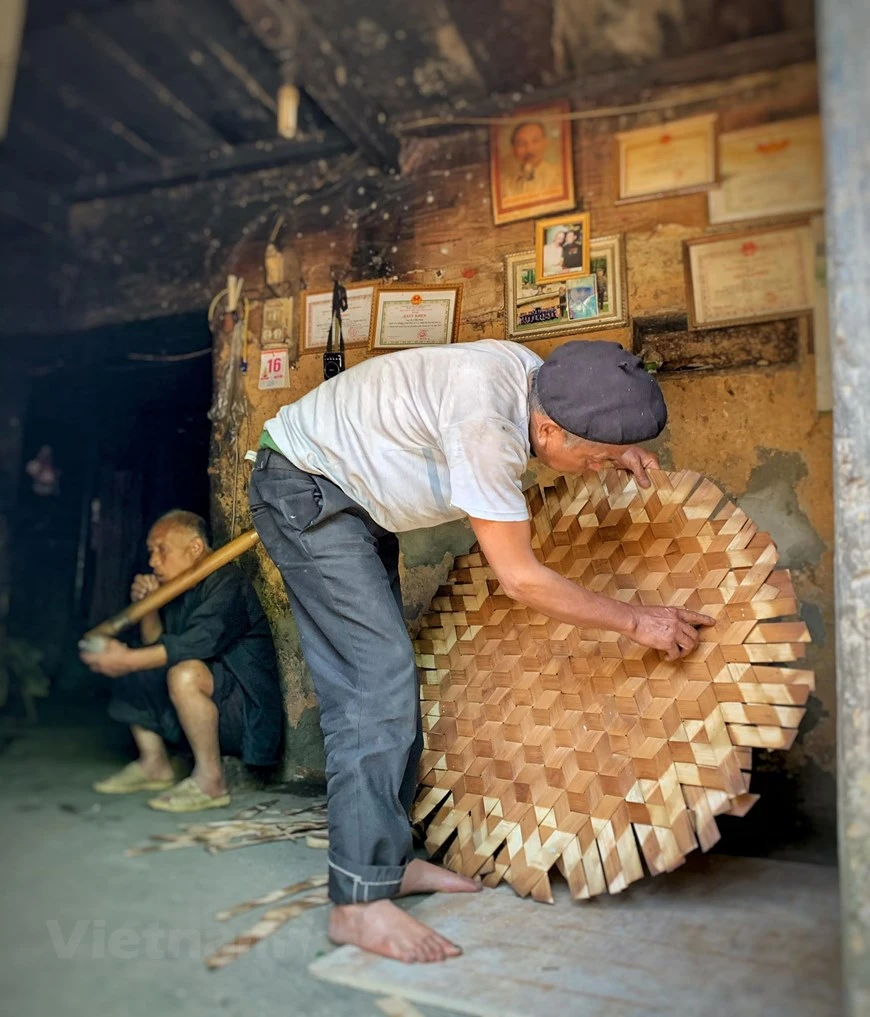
[737,448,825,569]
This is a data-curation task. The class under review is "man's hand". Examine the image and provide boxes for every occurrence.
[80,637,132,678]
[628,605,715,660]
[614,447,660,489]
[130,573,160,602]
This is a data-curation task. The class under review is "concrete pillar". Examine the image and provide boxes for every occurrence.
[818,2,870,1013]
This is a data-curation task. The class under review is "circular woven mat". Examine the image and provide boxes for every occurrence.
[412,469,812,902]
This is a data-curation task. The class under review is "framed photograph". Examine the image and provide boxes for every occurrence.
[616,113,717,202]
[300,281,376,354]
[684,225,814,329]
[490,101,575,226]
[370,285,462,351]
[707,115,823,225]
[505,234,628,340]
[535,212,591,282]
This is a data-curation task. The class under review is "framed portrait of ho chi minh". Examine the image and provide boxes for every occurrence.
[490,101,576,226]
[505,235,628,340]
[707,116,824,225]
[300,281,377,354]
[616,113,718,203]
[684,225,814,329]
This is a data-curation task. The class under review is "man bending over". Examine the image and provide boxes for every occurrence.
[251,339,713,963]
[81,510,283,812]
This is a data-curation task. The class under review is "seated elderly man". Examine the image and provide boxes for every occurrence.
[80,510,283,812]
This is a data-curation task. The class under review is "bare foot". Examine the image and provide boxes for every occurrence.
[137,757,174,782]
[398,858,482,897]
[190,770,228,798]
[329,899,461,963]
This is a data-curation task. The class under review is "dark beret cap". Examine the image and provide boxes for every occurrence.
[536,340,667,444]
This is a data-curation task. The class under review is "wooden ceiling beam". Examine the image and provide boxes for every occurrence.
[229,0,401,174]
[67,12,234,151]
[70,128,355,199]
[395,28,818,132]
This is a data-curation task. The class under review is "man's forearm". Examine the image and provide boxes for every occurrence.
[121,643,169,673]
[505,564,637,636]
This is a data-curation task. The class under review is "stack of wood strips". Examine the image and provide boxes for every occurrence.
[126,800,327,856]
[412,469,813,903]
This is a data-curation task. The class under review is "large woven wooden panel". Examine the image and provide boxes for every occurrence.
[412,469,813,903]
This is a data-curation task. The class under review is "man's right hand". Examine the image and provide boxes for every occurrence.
[130,573,160,603]
[628,605,715,661]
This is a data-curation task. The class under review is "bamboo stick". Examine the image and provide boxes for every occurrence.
[82,529,260,641]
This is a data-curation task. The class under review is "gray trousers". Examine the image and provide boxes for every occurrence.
[249,449,423,904]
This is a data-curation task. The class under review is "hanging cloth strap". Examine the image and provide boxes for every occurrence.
[325,280,348,358]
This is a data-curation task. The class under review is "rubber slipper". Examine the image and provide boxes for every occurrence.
[147,777,231,813]
[93,761,175,794]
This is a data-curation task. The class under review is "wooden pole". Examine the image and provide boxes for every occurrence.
[818,2,870,1013]
[82,529,260,640]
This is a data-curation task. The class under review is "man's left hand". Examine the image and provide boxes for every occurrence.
[80,638,132,678]
[615,446,660,488]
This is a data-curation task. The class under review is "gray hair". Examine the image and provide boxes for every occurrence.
[152,509,211,548]
[529,370,584,447]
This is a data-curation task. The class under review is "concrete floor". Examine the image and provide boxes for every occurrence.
[0,715,842,1017]
[0,718,465,1017]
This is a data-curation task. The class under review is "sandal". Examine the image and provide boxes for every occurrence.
[93,761,175,794]
[147,776,231,813]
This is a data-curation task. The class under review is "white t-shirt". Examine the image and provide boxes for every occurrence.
[265,339,542,533]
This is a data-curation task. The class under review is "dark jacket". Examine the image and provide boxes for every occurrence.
[159,564,283,766]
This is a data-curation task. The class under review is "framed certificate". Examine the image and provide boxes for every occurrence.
[505,235,628,340]
[707,116,823,225]
[616,113,717,202]
[300,281,376,354]
[370,285,462,351]
[684,225,814,329]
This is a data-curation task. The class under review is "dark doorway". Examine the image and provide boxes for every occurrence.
[5,313,212,711]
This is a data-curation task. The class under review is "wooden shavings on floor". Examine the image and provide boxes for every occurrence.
[126,801,327,857]
[205,891,330,970]
[208,873,328,969]
[215,874,329,921]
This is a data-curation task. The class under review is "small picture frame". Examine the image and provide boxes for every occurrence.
[489,100,575,226]
[300,281,377,354]
[535,212,591,283]
[616,113,717,203]
[505,234,628,340]
[370,285,462,351]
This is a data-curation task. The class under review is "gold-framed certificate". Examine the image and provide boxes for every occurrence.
[616,113,717,202]
[684,225,814,329]
[370,285,461,350]
[708,116,824,225]
[300,281,376,354]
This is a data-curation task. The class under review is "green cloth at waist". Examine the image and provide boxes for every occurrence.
[258,429,281,453]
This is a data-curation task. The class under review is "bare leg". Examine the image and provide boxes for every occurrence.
[130,725,174,782]
[165,661,227,798]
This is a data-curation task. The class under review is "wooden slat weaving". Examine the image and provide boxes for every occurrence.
[412,469,812,903]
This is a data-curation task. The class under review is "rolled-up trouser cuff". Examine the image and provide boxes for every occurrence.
[328,851,407,904]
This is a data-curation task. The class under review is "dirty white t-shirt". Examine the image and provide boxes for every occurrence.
[264,339,542,533]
